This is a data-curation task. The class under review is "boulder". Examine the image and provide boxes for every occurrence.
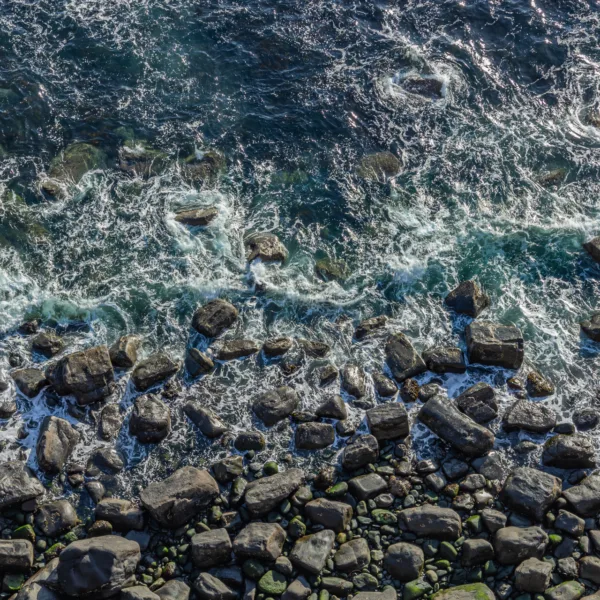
[281,577,311,600]
[32,332,63,358]
[298,338,331,357]
[192,528,232,567]
[234,431,265,451]
[349,473,388,500]
[155,580,190,600]
[526,371,555,397]
[580,313,600,342]
[109,335,139,369]
[212,456,243,483]
[372,372,397,397]
[57,536,140,599]
[0,539,33,571]
[481,509,507,533]
[461,539,494,566]
[555,509,585,537]
[418,396,494,457]
[494,526,548,564]
[355,316,387,341]
[86,448,125,476]
[121,586,160,600]
[580,557,600,585]
[515,557,553,592]
[334,538,370,573]
[341,365,366,398]
[12,368,48,398]
[129,395,171,443]
[398,506,462,540]
[252,387,299,426]
[262,337,293,357]
[385,333,426,382]
[95,498,144,531]
[295,423,334,450]
[216,340,260,361]
[99,404,122,440]
[35,500,77,536]
[185,348,214,377]
[140,467,219,528]
[341,434,379,470]
[562,473,600,517]
[246,234,288,262]
[175,207,218,226]
[423,346,466,373]
[366,404,409,441]
[584,237,600,263]
[131,353,178,391]
[244,469,304,516]
[383,543,424,581]
[192,299,239,338]
[444,280,490,317]
[36,416,80,474]
[289,530,335,575]
[183,401,227,438]
[47,346,114,404]
[545,582,585,600]
[233,523,285,561]
[194,573,237,600]
[542,434,596,469]
[430,584,494,600]
[573,408,599,431]
[465,321,524,369]
[305,498,352,532]
[315,395,347,420]
[503,399,557,433]
[502,467,562,522]
[455,383,497,424]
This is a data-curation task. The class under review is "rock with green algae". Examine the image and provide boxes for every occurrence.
[2,573,24,593]
[357,151,401,182]
[258,570,288,595]
[0,190,48,247]
[430,583,495,600]
[12,524,35,543]
[404,580,433,600]
[371,509,397,525]
[182,150,226,183]
[545,582,585,600]
[315,257,349,282]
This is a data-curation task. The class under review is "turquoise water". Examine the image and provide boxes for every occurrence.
[1,0,600,489]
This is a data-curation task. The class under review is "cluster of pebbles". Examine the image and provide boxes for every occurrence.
[2,239,600,600]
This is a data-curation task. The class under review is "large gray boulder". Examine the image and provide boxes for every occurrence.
[99,404,123,440]
[385,333,426,383]
[140,467,219,528]
[466,321,524,369]
[57,536,141,599]
[155,580,191,600]
[418,396,494,457]
[244,469,304,516]
[131,353,179,392]
[192,528,232,567]
[398,506,462,540]
[129,395,171,443]
[0,539,33,571]
[95,498,144,531]
[494,526,548,565]
[341,435,379,471]
[295,422,335,450]
[35,500,78,536]
[47,346,114,404]
[333,538,370,573]
[183,401,227,438]
[383,543,424,582]
[0,461,44,510]
[542,434,596,469]
[12,368,48,397]
[562,472,600,517]
[233,523,285,561]
[502,467,562,522]
[366,404,409,441]
[503,399,557,433]
[289,530,336,575]
[246,234,288,263]
[192,299,238,338]
[252,387,299,426]
[444,281,490,317]
[36,416,80,474]
[305,499,352,532]
[422,346,466,374]
[515,557,553,593]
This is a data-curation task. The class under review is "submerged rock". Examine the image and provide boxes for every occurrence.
[466,321,524,369]
[356,152,401,182]
[366,404,409,441]
[131,353,179,391]
[580,313,600,342]
[401,75,444,99]
[36,416,80,474]
[542,433,596,469]
[298,339,330,358]
[385,333,426,382]
[355,316,387,340]
[192,299,239,338]
[246,234,288,263]
[109,335,140,369]
[182,150,226,183]
[129,395,171,443]
[315,258,349,282]
[455,382,497,424]
[175,207,218,227]
[444,280,490,317]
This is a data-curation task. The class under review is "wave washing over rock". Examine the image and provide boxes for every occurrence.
[1,0,600,600]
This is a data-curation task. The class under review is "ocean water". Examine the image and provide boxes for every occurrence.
[1,0,600,495]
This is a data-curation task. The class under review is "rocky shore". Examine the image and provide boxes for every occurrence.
[3,242,600,600]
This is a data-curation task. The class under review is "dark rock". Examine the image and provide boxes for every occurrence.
[348,473,388,500]
[99,404,122,440]
[384,542,424,581]
[175,207,218,226]
[233,522,285,561]
[57,536,140,599]
[281,577,311,600]
[217,339,260,360]
[234,431,265,451]
[423,346,466,373]
[131,353,179,391]
[184,401,227,438]
[341,364,366,398]
[185,348,214,377]
[298,339,330,357]
[431,584,494,600]
[192,528,232,567]
[579,557,600,585]
[341,434,379,470]
[584,237,600,263]
[398,506,462,540]
[289,530,336,575]
[419,382,441,402]
[563,473,600,516]
[0,399,16,419]
[86,447,125,476]
[462,539,494,566]
[542,434,596,469]
[555,509,585,537]
[503,399,557,433]
[334,538,370,573]
[32,332,63,358]
[246,234,288,262]
[399,378,420,402]
[212,456,243,483]
[192,299,239,338]
[573,408,599,431]
[295,422,335,449]
[385,333,426,382]
[336,420,356,437]
[318,364,338,386]
[263,338,293,357]
[494,526,548,564]
[109,335,139,369]
[35,499,77,536]
[357,152,401,182]
[366,404,409,441]
[442,458,469,480]
[244,469,304,516]
[444,280,490,317]
[466,321,524,369]
[555,422,576,434]
[502,467,562,522]
[140,467,219,528]
[455,382,498,424]
[473,452,508,481]
[95,498,144,531]
[316,395,347,420]
[481,508,507,533]
[372,372,396,397]
[355,316,387,340]
[0,539,33,571]
[194,573,237,600]
[526,370,555,397]
[252,386,299,426]
[11,368,48,398]
[36,416,79,474]
[580,313,600,342]
[130,395,171,443]
[305,498,352,532]
[418,396,495,457]
[515,557,553,592]
[19,319,41,335]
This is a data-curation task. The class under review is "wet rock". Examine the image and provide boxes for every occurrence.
[140,467,219,528]
[384,542,424,581]
[580,557,600,585]
[545,582,585,600]
[466,321,524,369]
[419,382,441,401]
[85,481,105,504]
[0,399,16,419]
[263,337,293,357]
[117,139,169,178]
[462,538,494,566]
[156,580,190,600]
[48,345,114,404]
[573,408,599,431]
[182,149,226,183]
[185,348,214,377]
[398,506,462,540]
[234,431,265,451]
[131,353,179,392]
[502,467,562,522]
[401,75,444,99]
[96,498,144,531]
[418,396,495,457]
[563,473,600,516]
[372,372,396,397]
[86,447,125,476]
[192,528,232,567]
[194,573,237,600]
[130,395,171,443]
[183,401,227,438]
[281,577,311,600]
[481,508,507,533]
[109,335,139,369]
[580,313,600,342]
[385,333,426,382]
[423,346,466,373]
[217,339,260,360]
[192,299,239,338]
[442,458,469,480]
[246,234,288,262]
[36,416,80,474]
[494,526,548,564]
[542,434,596,469]
[252,386,299,426]
[289,529,336,575]
[341,364,366,398]
[175,207,218,226]
[584,237,600,263]
[212,456,244,483]
[399,378,419,402]
[233,522,285,561]
[555,509,585,537]
[366,404,409,441]
[0,539,33,571]
[32,332,63,358]
[526,370,555,397]
[99,404,122,440]
[349,473,387,500]
[244,469,304,516]
[455,382,498,424]
[295,422,335,449]
[357,152,401,182]
[315,257,349,282]
[431,584,494,600]
[305,498,352,532]
[336,419,356,437]
[341,434,379,470]
[298,339,330,358]
[355,316,387,341]
[503,399,557,433]
[315,395,347,420]
[515,557,553,592]
[15,582,62,600]
[35,500,77,536]
[444,280,490,317]
[334,538,370,573]
[57,536,140,599]
[11,368,48,398]
[474,451,508,481]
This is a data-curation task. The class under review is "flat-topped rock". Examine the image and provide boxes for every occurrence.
[131,353,179,391]
[246,233,288,262]
[192,528,232,567]
[129,395,171,443]
[581,313,600,342]
[515,557,553,593]
[36,416,80,474]
[398,506,462,540]
[423,346,466,373]
[95,498,144,531]
[503,399,557,433]
[494,526,548,564]
[349,473,388,500]
[289,530,335,575]
[444,280,490,317]
[175,207,218,226]
[35,500,78,537]
[466,321,524,369]
[109,335,139,369]
[244,469,304,516]
[11,368,48,398]
[216,339,260,360]
[0,461,44,510]
[542,433,596,469]
[334,538,370,573]
[502,467,561,522]
[341,434,379,470]
[192,299,239,338]
[366,404,409,441]
[385,333,426,382]
[295,422,335,449]
[305,498,352,532]
[562,472,600,517]
[455,383,497,424]
[253,386,299,426]
[233,522,285,561]
[185,348,214,377]
[0,539,34,571]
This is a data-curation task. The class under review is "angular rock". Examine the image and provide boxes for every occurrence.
[35,500,77,536]
[0,539,33,571]
[581,313,600,342]
[455,383,498,424]
[121,586,160,600]
[130,395,171,443]
[444,280,490,317]
[526,371,555,397]
[86,447,125,476]
[95,498,144,531]
[315,395,347,420]
[192,299,239,338]
[244,469,304,516]
[398,506,462,540]
[366,404,409,441]
[348,473,387,501]
[418,396,494,457]
[341,435,379,471]
[494,526,548,564]
[515,557,553,592]
[234,431,265,451]
[542,434,596,469]
[263,337,293,357]
[36,416,80,474]
[12,368,48,398]
[175,207,218,226]
[431,584,494,600]
[194,573,237,600]
[305,498,352,532]
[0,399,16,419]
[503,399,557,434]
[555,509,585,537]
[233,523,285,561]
[481,509,507,533]
[545,581,585,600]
[466,321,524,369]
[109,335,139,369]
[502,467,561,522]
[423,346,466,374]
[384,542,424,581]
[385,333,426,382]
[185,348,214,377]
[281,577,311,600]
[295,422,335,450]
[32,332,63,358]
[334,538,370,573]
[140,467,219,528]
[246,234,288,263]
[217,340,260,361]
[584,237,600,263]
[252,387,299,427]
[131,353,179,391]
[355,316,387,341]
[580,557,600,585]
[573,408,599,431]
[99,404,122,440]
[298,339,330,358]
[212,456,243,484]
[372,372,397,397]
[289,530,335,575]
[341,365,366,398]
[461,539,494,566]
[183,401,227,438]
[563,473,600,517]
[192,528,232,568]
[156,580,191,600]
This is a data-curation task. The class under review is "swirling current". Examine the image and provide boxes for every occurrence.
[1,0,600,499]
